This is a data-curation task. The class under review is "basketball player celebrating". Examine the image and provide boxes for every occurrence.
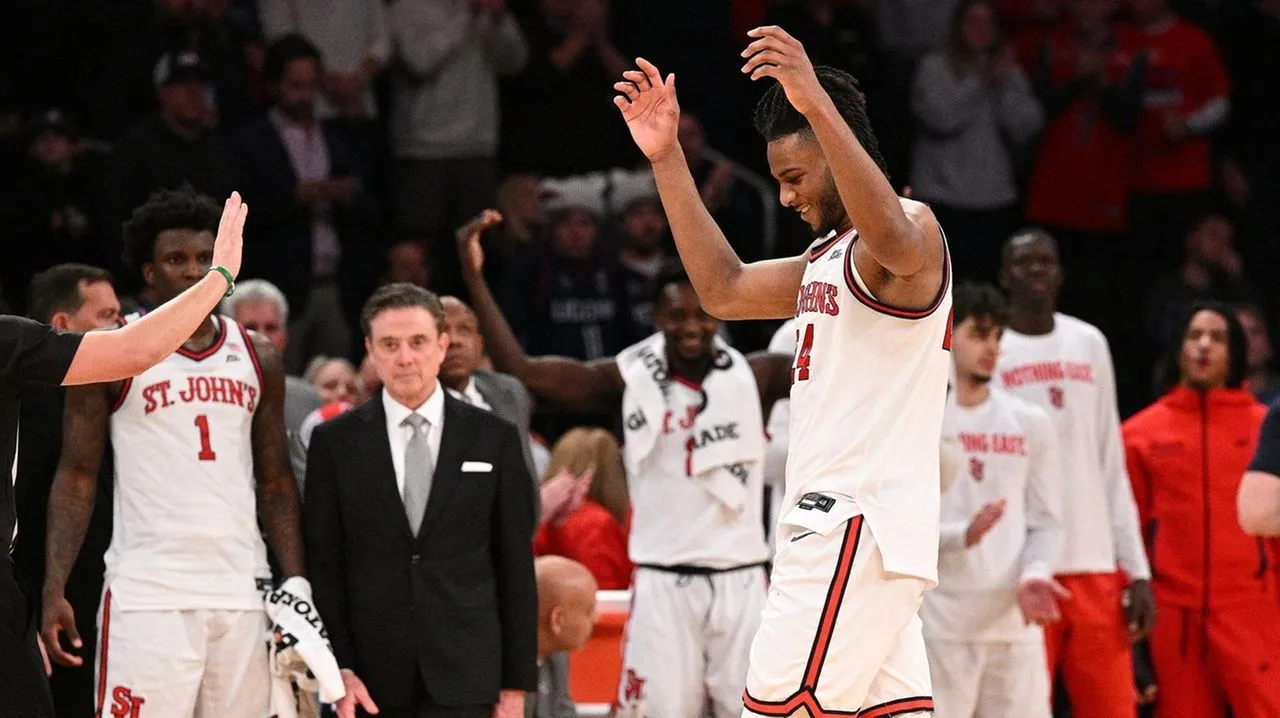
[614,27,951,718]
[927,282,1065,718]
[42,187,307,717]
[994,229,1154,717]
[457,210,791,718]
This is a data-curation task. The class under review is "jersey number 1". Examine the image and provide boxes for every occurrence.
[791,323,815,383]
[194,415,217,461]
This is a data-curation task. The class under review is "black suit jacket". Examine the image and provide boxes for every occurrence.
[229,114,381,326]
[304,392,538,710]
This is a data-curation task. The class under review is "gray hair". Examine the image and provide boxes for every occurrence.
[304,355,357,383]
[223,279,290,322]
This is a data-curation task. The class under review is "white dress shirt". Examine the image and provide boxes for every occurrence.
[457,378,492,411]
[383,384,446,499]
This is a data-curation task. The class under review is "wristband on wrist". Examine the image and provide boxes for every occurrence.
[209,266,235,297]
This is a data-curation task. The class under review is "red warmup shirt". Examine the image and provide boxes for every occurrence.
[1024,27,1140,232]
[534,500,634,590]
[1129,18,1230,193]
[1123,387,1274,609]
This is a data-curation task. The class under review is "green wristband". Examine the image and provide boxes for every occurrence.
[209,266,235,297]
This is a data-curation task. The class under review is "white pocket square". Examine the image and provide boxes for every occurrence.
[461,461,493,473]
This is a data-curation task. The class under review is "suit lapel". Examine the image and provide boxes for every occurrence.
[419,394,474,541]
[356,400,415,542]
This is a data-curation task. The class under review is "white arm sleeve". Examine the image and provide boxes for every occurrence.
[1021,407,1064,581]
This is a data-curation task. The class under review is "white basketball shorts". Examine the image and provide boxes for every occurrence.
[925,638,1051,718]
[615,563,768,718]
[742,496,934,718]
[95,587,271,718]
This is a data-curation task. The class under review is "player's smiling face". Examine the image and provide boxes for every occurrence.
[767,132,846,239]
[654,281,718,363]
[144,228,215,303]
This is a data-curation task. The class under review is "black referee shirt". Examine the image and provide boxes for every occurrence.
[0,316,83,554]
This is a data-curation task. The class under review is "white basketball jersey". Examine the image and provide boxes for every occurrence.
[926,388,1061,642]
[106,313,270,611]
[785,228,952,585]
[626,375,770,569]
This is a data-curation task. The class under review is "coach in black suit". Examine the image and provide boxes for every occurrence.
[305,283,537,718]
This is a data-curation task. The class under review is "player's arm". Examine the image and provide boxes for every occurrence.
[1240,400,1280,537]
[249,333,306,578]
[1122,422,1154,538]
[1021,409,1064,582]
[748,351,793,418]
[62,194,247,386]
[1096,341,1150,581]
[742,27,945,299]
[458,211,625,409]
[42,381,114,666]
[614,59,805,320]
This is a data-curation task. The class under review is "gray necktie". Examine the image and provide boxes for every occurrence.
[401,413,434,536]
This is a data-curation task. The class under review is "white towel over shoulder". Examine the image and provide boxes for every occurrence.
[618,332,765,514]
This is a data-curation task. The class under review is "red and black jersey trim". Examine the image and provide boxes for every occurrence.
[95,588,113,718]
[235,321,266,389]
[742,516,934,717]
[808,228,855,263]
[176,315,227,361]
[843,229,951,320]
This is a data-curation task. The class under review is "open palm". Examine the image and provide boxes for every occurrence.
[613,58,680,161]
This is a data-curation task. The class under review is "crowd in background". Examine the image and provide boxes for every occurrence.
[3,0,1280,716]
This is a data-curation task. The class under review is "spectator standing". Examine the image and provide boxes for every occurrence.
[304,283,537,718]
[258,0,390,180]
[231,35,382,372]
[910,0,1044,284]
[501,0,633,176]
[13,265,121,718]
[103,51,236,292]
[1127,0,1231,276]
[389,0,527,299]
[1123,302,1280,718]
[0,111,109,315]
[1023,0,1147,340]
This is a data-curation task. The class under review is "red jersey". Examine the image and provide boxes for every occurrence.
[1024,28,1139,232]
[1129,19,1230,193]
[534,500,634,590]
[1123,387,1274,609]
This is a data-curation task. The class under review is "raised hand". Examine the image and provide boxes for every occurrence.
[456,209,503,276]
[741,26,826,116]
[613,58,680,162]
[211,191,248,278]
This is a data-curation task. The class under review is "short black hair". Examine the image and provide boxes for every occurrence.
[361,282,446,337]
[952,281,1009,328]
[27,263,113,323]
[1154,300,1248,393]
[753,65,888,178]
[264,34,323,85]
[120,185,221,274]
[651,262,695,311]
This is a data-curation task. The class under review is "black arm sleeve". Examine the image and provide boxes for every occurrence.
[0,316,83,390]
[1249,398,1280,477]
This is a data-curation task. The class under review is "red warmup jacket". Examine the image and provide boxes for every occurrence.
[534,500,634,590]
[1123,387,1274,608]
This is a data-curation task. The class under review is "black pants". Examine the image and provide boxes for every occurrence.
[0,564,54,718]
